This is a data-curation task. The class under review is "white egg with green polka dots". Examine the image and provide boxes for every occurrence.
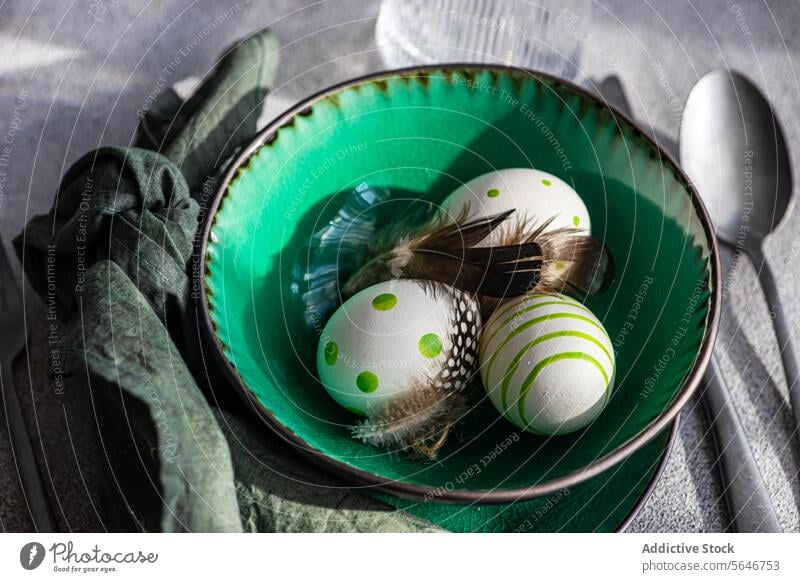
[318,279,480,417]
[479,293,615,435]
[441,168,591,246]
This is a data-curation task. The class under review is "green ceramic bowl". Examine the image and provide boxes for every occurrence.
[201,66,720,503]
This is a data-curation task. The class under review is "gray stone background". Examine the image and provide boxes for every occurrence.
[1,0,799,532]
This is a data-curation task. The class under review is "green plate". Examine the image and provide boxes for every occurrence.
[381,418,678,532]
[201,66,719,503]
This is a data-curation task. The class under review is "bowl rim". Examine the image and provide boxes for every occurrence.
[197,64,721,504]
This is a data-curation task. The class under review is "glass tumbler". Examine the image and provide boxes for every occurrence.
[375,0,591,81]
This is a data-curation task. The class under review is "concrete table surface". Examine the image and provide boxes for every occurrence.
[1,0,799,532]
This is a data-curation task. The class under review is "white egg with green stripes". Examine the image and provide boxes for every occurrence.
[479,293,615,436]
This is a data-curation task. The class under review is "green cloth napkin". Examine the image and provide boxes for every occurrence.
[15,29,437,533]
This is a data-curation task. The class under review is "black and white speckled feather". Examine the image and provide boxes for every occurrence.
[352,285,481,459]
[432,288,481,392]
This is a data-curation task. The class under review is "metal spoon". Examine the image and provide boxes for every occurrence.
[682,71,799,438]
[681,70,789,532]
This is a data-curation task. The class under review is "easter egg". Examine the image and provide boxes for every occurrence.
[441,168,591,246]
[479,293,614,435]
[318,279,481,416]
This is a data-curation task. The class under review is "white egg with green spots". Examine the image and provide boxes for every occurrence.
[318,279,481,416]
[479,293,614,435]
[441,168,591,246]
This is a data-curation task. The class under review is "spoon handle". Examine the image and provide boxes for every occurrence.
[750,245,800,435]
[702,354,783,532]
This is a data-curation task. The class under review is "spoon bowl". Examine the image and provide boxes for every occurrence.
[680,70,793,247]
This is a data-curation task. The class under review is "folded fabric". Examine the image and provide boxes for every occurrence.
[15,28,438,533]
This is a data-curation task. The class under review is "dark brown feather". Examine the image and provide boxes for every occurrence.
[342,207,519,296]
[342,208,613,301]
[408,208,515,253]
[514,221,614,296]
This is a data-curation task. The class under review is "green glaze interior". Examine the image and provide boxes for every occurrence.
[205,67,715,495]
